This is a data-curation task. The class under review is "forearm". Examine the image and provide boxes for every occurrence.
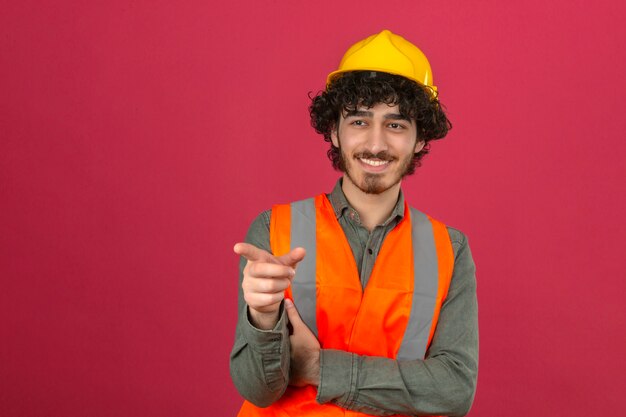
[229,304,291,407]
[318,346,476,416]
[230,211,292,406]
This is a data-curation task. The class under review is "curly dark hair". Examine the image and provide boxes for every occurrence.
[309,71,451,175]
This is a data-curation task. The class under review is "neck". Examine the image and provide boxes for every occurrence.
[341,175,401,231]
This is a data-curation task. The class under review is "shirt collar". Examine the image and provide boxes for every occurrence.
[327,178,406,226]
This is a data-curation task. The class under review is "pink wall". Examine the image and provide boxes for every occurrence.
[2,1,625,415]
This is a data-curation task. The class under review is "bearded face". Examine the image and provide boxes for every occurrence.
[332,103,423,195]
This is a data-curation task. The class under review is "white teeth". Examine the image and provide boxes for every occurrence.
[360,158,389,167]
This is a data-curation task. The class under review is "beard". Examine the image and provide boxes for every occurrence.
[338,147,415,195]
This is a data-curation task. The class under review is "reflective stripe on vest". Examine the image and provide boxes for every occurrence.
[239,193,454,417]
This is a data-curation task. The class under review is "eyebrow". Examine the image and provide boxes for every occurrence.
[343,110,411,122]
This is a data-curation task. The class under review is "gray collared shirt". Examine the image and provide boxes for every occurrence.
[230,179,479,416]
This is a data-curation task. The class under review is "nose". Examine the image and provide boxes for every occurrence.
[364,125,388,155]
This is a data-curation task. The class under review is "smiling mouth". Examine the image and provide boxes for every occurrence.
[359,158,390,167]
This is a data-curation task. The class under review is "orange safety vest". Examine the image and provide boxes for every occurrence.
[239,194,454,417]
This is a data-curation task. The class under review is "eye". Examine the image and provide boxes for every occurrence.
[388,122,405,129]
[351,120,367,126]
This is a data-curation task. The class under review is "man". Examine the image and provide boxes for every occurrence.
[230,30,478,416]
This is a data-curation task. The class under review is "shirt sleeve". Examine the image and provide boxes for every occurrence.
[229,210,292,407]
[316,228,479,417]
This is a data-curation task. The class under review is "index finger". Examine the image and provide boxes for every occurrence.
[233,242,275,263]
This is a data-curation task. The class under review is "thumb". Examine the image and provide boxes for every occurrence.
[285,298,305,329]
[278,247,306,267]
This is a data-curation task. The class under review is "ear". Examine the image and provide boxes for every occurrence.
[330,126,339,148]
[414,140,425,153]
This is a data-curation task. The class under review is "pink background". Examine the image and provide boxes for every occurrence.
[2,1,625,415]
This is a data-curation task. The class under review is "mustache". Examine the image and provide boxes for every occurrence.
[354,151,395,161]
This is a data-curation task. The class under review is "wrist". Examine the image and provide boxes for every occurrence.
[248,306,280,330]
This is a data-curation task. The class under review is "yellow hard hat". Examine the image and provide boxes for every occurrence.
[327,29,437,96]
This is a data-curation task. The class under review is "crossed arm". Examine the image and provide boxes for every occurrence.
[229,212,478,416]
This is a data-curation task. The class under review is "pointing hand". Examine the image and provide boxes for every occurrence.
[234,243,306,330]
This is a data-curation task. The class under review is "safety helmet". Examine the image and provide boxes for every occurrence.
[327,29,437,96]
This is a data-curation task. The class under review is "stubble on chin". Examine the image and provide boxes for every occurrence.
[361,173,389,195]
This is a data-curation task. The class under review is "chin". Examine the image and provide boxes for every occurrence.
[358,174,400,195]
